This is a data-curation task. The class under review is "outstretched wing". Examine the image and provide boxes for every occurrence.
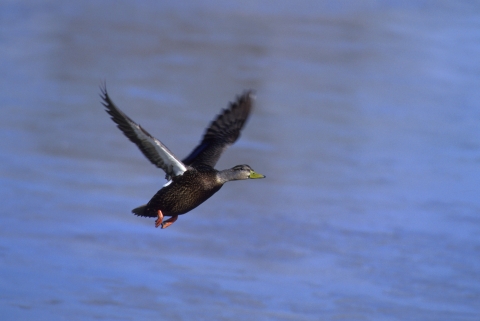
[100,85,187,178]
[182,91,254,168]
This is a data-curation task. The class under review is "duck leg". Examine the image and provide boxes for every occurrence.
[155,210,164,228]
[161,215,178,229]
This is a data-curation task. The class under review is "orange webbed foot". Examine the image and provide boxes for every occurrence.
[161,215,178,229]
[155,210,164,228]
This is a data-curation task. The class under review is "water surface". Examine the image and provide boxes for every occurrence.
[1,1,480,320]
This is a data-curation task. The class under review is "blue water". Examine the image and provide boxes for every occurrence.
[1,1,480,320]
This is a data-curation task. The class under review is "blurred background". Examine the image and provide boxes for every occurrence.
[1,1,480,320]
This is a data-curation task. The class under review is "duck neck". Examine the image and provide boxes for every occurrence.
[216,168,241,184]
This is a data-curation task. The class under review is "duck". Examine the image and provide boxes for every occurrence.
[100,85,265,229]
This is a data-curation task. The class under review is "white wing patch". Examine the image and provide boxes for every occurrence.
[129,122,187,177]
[101,86,187,178]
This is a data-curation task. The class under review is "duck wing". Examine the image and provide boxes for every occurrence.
[182,91,254,168]
[100,85,187,178]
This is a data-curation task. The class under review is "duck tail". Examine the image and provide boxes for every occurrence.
[132,204,147,216]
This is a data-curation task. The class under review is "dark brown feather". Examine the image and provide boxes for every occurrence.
[137,167,223,218]
[182,91,253,167]
[100,84,186,178]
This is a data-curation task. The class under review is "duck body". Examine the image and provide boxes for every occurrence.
[135,166,223,217]
[100,85,265,229]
